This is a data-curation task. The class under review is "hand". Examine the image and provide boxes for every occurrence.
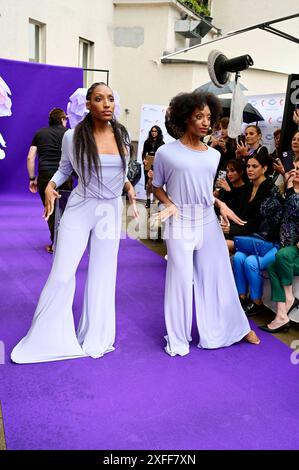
[284,169,296,188]
[127,186,139,219]
[152,203,179,223]
[218,200,247,226]
[216,178,231,192]
[293,110,299,126]
[236,142,248,157]
[148,169,154,178]
[218,138,227,151]
[219,215,230,233]
[29,178,38,193]
[210,137,220,148]
[143,159,148,166]
[273,158,285,175]
[43,182,61,221]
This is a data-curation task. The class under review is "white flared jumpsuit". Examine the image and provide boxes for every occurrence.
[153,140,251,356]
[11,129,126,363]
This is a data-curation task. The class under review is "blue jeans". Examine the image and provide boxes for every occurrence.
[233,247,278,300]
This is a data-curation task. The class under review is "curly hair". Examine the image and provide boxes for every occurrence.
[167,91,222,136]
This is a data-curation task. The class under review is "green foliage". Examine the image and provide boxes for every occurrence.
[180,0,211,17]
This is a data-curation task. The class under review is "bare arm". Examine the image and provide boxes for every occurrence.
[214,197,247,226]
[153,186,172,207]
[27,145,38,193]
[153,186,179,221]
[123,180,138,218]
[43,181,61,221]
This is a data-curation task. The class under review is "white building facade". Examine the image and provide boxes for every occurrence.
[0,0,298,139]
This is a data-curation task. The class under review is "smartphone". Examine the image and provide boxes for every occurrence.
[213,130,221,139]
[215,170,227,189]
[238,135,245,145]
[281,151,295,173]
[217,170,227,180]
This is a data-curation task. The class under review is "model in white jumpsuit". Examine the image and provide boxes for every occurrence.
[153,140,252,356]
[11,129,126,363]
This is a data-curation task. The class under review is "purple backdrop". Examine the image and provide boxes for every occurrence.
[0,58,83,194]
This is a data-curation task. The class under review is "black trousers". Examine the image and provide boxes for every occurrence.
[37,171,72,244]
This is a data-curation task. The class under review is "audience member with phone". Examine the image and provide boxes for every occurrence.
[235,125,271,173]
[210,117,237,175]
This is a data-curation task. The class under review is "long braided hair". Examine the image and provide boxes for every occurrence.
[73,82,129,188]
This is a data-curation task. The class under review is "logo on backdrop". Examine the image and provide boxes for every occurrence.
[0,75,13,160]
[246,93,285,152]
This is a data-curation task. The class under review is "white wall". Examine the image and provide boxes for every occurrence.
[0,0,295,141]
[0,0,114,77]
[211,0,299,33]
[113,1,208,139]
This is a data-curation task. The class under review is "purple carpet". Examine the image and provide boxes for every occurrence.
[0,196,299,450]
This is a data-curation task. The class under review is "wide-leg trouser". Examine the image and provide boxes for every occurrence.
[11,194,122,363]
[267,246,299,302]
[164,208,250,356]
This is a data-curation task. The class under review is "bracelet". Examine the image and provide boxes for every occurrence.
[29,176,36,181]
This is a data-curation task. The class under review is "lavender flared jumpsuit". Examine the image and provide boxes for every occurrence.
[11,129,127,363]
[153,140,251,356]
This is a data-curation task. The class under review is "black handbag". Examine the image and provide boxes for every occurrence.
[127,160,141,186]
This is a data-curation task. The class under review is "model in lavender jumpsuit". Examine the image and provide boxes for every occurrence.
[153,139,251,356]
[11,129,127,363]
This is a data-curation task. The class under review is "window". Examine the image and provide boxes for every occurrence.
[29,19,45,63]
[79,38,94,87]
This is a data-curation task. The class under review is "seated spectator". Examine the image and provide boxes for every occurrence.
[260,157,299,333]
[215,159,248,252]
[231,153,281,316]
[222,152,273,241]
